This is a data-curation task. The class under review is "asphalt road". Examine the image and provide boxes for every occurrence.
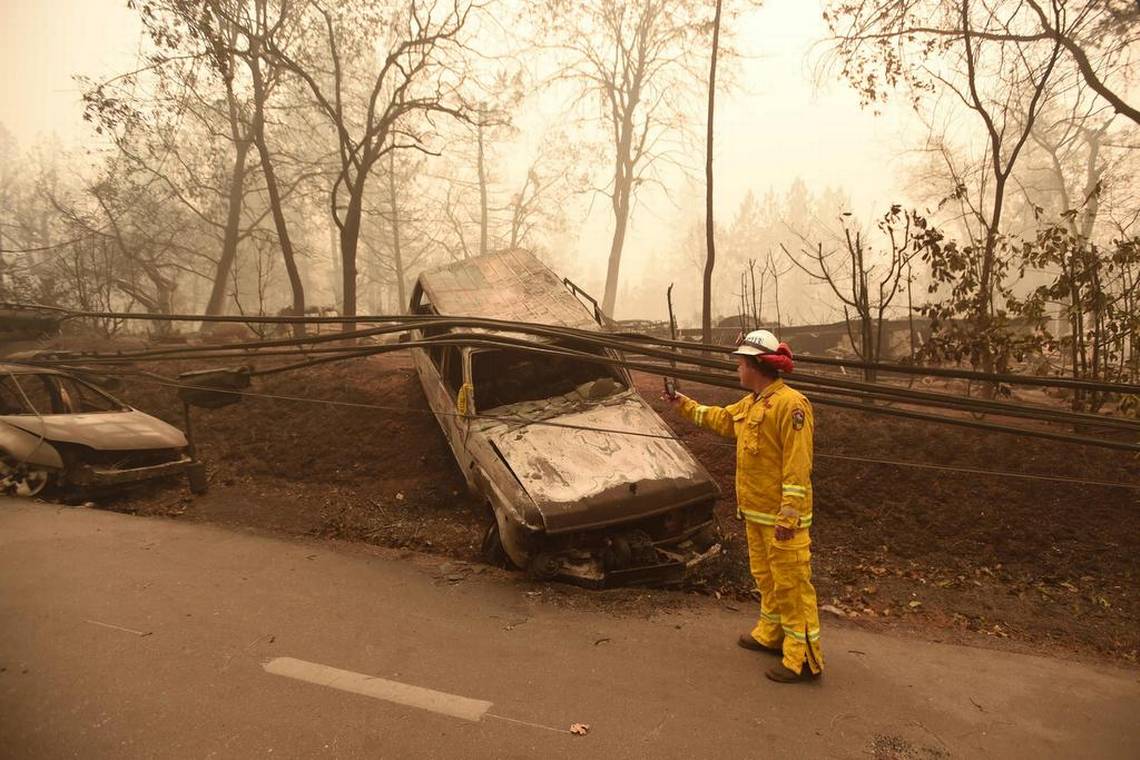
[1,498,1137,759]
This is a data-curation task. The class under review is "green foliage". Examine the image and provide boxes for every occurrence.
[919,212,1140,404]
[1010,223,1140,405]
[919,228,1034,372]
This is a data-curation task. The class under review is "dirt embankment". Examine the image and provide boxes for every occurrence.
[101,352,1138,664]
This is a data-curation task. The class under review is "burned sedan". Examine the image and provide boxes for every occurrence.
[408,250,722,587]
[0,363,193,497]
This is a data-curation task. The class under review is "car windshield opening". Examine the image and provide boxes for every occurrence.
[55,377,126,413]
[0,375,33,414]
[471,343,625,411]
[3,374,58,414]
[0,374,125,415]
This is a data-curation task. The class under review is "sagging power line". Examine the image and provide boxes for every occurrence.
[8,307,1138,454]
[86,369,1140,492]
[10,303,1138,395]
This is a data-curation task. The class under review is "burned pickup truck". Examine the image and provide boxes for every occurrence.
[0,363,194,497]
[407,249,721,587]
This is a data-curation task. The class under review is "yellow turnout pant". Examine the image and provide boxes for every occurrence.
[746,521,824,675]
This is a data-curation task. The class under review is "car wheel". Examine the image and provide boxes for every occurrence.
[526,552,560,581]
[481,520,511,568]
[1,460,52,498]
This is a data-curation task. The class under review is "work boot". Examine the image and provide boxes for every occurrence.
[765,663,820,684]
[737,633,782,655]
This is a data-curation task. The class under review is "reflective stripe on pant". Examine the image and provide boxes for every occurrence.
[745,521,824,675]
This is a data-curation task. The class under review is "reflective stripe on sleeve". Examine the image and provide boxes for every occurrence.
[782,484,807,498]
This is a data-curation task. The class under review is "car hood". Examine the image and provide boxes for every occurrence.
[0,409,188,451]
[485,397,718,533]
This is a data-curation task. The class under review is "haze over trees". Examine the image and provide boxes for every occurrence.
[0,0,1136,386]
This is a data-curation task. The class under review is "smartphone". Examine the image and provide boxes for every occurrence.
[663,377,678,400]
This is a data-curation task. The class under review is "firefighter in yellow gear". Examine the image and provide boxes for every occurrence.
[667,329,823,682]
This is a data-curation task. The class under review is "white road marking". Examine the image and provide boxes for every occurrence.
[85,619,152,637]
[262,657,493,722]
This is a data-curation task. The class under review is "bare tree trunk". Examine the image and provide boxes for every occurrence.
[854,231,876,381]
[749,259,760,328]
[976,176,1006,353]
[340,186,363,330]
[601,68,642,322]
[1125,261,1138,382]
[329,219,341,311]
[249,39,304,337]
[773,262,783,332]
[388,152,407,313]
[862,315,876,381]
[155,276,176,336]
[1079,128,1104,240]
[875,304,887,366]
[601,185,631,318]
[739,271,747,332]
[205,138,250,317]
[477,115,488,257]
[701,0,723,345]
[907,261,916,362]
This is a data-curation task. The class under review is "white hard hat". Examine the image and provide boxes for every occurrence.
[732,329,780,357]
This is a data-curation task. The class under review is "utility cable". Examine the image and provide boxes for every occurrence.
[15,303,1136,395]
[127,373,1140,492]
[17,325,1139,434]
[25,334,1140,452]
[811,452,1140,491]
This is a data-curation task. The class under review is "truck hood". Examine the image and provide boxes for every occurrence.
[486,397,718,533]
[0,409,188,451]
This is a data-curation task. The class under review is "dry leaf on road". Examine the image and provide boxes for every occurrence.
[570,723,590,736]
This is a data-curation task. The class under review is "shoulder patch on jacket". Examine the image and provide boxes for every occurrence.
[791,408,806,431]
